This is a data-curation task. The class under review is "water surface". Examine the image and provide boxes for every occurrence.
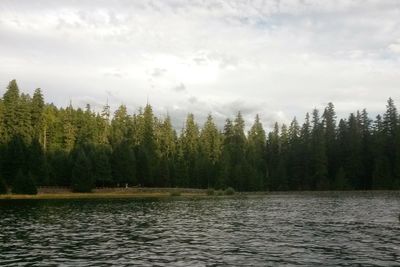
[1,192,400,266]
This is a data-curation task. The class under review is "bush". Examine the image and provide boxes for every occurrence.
[224,187,235,195]
[12,170,37,195]
[0,176,8,194]
[216,190,224,196]
[170,190,181,197]
[206,188,215,196]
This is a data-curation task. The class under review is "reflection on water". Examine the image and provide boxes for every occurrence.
[1,192,400,266]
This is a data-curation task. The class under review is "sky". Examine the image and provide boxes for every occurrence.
[0,0,400,130]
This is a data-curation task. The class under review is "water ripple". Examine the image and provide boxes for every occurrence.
[1,192,400,266]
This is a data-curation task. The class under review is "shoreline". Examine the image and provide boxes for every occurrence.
[0,187,210,200]
[1,189,400,200]
[0,192,208,200]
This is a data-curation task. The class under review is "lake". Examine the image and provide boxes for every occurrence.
[1,192,400,266]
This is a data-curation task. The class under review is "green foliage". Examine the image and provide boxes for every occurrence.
[92,146,112,187]
[31,88,45,143]
[224,187,235,195]
[135,145,152,186]
[0,79,400,193]
[28,139,48,185]
[71,148,94,192]
[12,170,37,195]
[47,150,70,186]
[372,157,392,189]
[2,80,20,142]
[333,167,350,190]
[0,176,7,194]
[216,190,224,196]
[206,188,215,195]
[3,136,28,185]
[111,142,136,186]
[110,105,130,146]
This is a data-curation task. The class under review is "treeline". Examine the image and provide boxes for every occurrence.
[0,79,399,194]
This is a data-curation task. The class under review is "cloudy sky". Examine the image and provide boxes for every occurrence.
[1,0,400,129]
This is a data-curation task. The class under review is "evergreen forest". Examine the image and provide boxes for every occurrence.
[1,79,400,193]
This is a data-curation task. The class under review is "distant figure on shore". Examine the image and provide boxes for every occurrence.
[125,183,128,189]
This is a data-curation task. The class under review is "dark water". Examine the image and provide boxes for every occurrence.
[1,192,400,266]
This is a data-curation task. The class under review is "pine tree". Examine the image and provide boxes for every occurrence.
[383,98,398,137]
[42,104,58,151]
[383,98,400,187]
[322,103,337,183]
[3,136,28,186]
[47,149,70,186]
[383,98,398,186]
[333,167,350,190]
[0,175,7,194]
[247,114,266,190]
[372,157,392,189]
[0,99,5,142]
[360,109,373,189]
[92,146,112,187]
[218,119,234,189]
[155,115,177,186]
[99,102,111,145]
[12,169,37,195]
[141,104,157,150]
[18,93,33,143]
[311,109,328,190]
[71,148,94,192]
[266,122,280,190]
[370,115,389,189]
[182,113,200,187]
[345,113,363,189]
[156,155,170,187]
[248,115,266,148]
[136,104,157,186]
[62,103,76,151]
[200,114,221,188]
[31,88,45,144]
[232,112,248,190]
[278,124,290,190]
[2,80,20,142]
[110,105,130,146]
[111,142,136,186]
[75,105,98,144]
[200,114,221,164]
[1,81,33,144]
[287,117,302,189]
[394,129,400,188]
[175,135,189,187]
[28,139,49,185]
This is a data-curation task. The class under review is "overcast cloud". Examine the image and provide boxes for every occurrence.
[1,0,400,130]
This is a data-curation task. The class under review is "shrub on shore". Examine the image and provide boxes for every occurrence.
[216,190,224,196]
[206,188,215,196]
[224,187,235,195]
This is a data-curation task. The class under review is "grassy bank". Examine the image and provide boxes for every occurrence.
[0,187,241,200]
[0,191,209,200]
[0,186,217,200]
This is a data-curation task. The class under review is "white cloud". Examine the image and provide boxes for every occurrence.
[388,39,400,53]
[0,0,400,130]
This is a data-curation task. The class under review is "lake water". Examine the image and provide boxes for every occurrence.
[1,192,400,266]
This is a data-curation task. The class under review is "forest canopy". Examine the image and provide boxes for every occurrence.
[0,79,399,193]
